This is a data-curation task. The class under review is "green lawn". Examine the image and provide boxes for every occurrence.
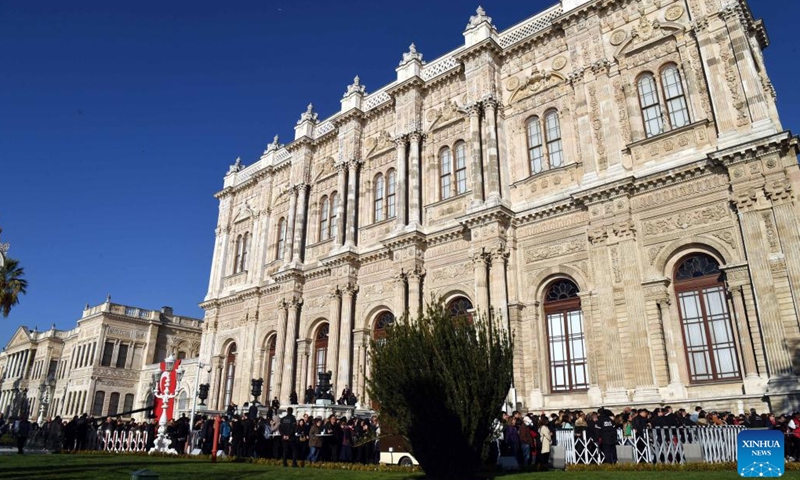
[0,454,798,480]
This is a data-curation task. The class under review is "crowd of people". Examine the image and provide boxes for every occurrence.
[495,406,800,470]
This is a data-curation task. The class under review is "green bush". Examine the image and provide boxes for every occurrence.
[368,299,514,480]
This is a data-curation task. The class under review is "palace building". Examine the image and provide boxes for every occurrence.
[199,0,800,414]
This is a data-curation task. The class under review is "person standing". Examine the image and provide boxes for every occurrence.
[599,409,617,464]
[537,417,552,471]
[279,407,298,467]
[14,416,32,454]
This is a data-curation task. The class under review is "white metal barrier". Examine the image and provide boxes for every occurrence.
[556,425,745,465]
[97,429,149,452]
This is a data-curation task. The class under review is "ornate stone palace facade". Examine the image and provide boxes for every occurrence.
[199,0,800,414]
[0,299,202,420]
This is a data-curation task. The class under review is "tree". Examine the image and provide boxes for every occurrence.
[0,257,28,317]
[368,299,513,480]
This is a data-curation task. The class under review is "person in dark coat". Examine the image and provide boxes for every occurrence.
[230,415,244,457]
[46,416,63,452]
[279,407,298,467]
[15,416,32,454]
[598,409,617,464]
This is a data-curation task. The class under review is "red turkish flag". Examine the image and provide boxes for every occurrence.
[153,359,182,421]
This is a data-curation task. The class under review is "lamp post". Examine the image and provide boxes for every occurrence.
[149,354,184,454]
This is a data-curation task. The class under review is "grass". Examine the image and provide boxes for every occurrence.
[0,454,798,480]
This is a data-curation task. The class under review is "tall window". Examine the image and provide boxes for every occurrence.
[373,311,395,347]
[313,324,329,381]
[234,235,243,274]
[330,193,339,239]
[115,344,128,369]
[101,342,114,367]
[108,392,120,417]
[544,111,563,168]
[240,232,249,273]
[527,116,545,174]
[123,394,134,414]
[638,74,664,137]
[454,142,467,194]
[661,65,690,130]
[440,147,453,200]
[176,392,187,412]
[266,336,276,401]
[276,218,286,260]
[92,391,105,416]
[544,279,588,392]
[446,296,474,324]
[319,195,330,241]
[674,254,740,383]
[386,170,397,219]
[374,174,385,222]
[223,343,237,408]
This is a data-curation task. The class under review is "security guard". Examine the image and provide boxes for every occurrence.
[598,409,617,464]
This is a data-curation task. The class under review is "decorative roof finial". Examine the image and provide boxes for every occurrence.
[106,294,111,303]
[298,103,319,124]
[227,157,244,175]
[344,75,366,96]
[266,135,282,153]
[466,5,494,30]
[399,42,424,66]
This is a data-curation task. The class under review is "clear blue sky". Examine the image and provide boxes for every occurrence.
[1,1,799,344]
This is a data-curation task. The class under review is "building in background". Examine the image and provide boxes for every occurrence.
[198,0,800,414]
[0,298,202,420]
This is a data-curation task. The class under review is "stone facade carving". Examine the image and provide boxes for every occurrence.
[643,204,729,237]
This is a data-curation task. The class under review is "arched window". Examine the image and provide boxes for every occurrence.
[527,116,544,174]
[638,73,665,138]
[374,174,385,222]
[123,393,134,415]
[240,232,249,273]
[386,170,397,219]
[373,311,395,347]
[176,391,187,412]
[265,336,277,403]
[440,147,452,200]
[319,195,330,241]
[233,235,243,274]
[544,111,563,168]
[674,254,740,383]
[108,392,120,417]
[92,391,105,416]
[223,343,237,408]
[145,392,154,409]
[446,296,474,323]
[661,65,690,130]
[276,218,286,260]
[454,142,467,194]
[330,192,339,239]
[314,324,329,380]
[544,279,587,392]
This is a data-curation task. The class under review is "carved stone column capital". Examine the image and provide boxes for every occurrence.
[765,179,793,206]
[482,97,499,111]
[732,188,759,213]
[471,250,489,266]
[393,135,407,148]
[588,227,608,246]
[328,286,341,299]
[335,161,349,173]
[346,158,363,172]
[293,182,310,194]
[466,103,482,117]
[613,220,636,240]
[407,131,422,144]
[343,282,359,296]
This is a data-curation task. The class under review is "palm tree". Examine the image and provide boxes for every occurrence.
[0,257,28,317]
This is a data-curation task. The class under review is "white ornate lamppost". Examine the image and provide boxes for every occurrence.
[149,354,184,454]
[36,376,53,427]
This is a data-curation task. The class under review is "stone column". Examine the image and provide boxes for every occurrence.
[488,245,509,323]
[394,137,408,229]
[337,284,357,393]
[408,132,422,227]
[483,98,501,201]
[768,184,800,326]
[280,298,302,404]
[393,272,406,316]
[335,163,347,246]
[353,329,369,403]
[407,268,423,321]
[345,161,361,247]
[467,104,484,205]
[472,250,489,317]
[297,339,311,396]
[284,187,297,262]
[326,287,342,384]
[728,285,759,378]
[292,183,309,264]
[273,301,288,402]
[111,341,121,369]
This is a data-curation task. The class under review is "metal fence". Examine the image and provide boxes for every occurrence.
[555,425,745,464]
[97,429,149,453]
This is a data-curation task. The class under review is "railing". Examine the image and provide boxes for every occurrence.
[97,429,149,453]
[555,425,745,465]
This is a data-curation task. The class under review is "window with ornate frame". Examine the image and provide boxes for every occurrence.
[527,111,564,175]
[374,173,385,222]
[386,169,396,219]
[637,65,690,138]
[108,392,120,417]
[454,142,467,194]
[223,343,237,408]
[544,279,588,392]
[319,195,330,241]
[373,311,395,347]
[276,218,286,260]
[92,391,105,416]
[330,192,339,238]
[446,296,474,324]
[673,254,740,383]
[440,147,453,200]
[314,324,329,380]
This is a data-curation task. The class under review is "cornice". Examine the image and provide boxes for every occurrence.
[285,136,314,153]
[513,197,580,227]
[333,108,365,126]
[458,204,514,229]
[382,229,427,252]
[572,177,635,206]
[425,224,468,247]
[320,249,361,269]
[709,131,798,166]
[273,267,305,285]
[304,265,331,280]
[386,76,425,97]
[632,158,720,194]
[422,64,464,90]
[453,37,503,63]
[359,248,391,265]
